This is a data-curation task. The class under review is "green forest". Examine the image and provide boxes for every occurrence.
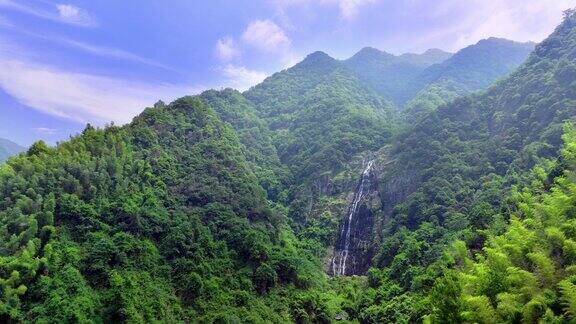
[2,7,576,324]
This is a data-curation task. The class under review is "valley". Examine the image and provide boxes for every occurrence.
[1,8,576,324]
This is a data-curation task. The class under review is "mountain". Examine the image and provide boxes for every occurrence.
[343,38,533,111]
[405,38,536,117]
[240,39,534,275]
[0,97,325,322]
[2,9,576,323]
[245,51,396,226]
[343,47,452,106]
[0,138,25,162]
[354,11,576,322]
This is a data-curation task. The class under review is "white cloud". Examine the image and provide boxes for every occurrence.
[215,36,240,61]
[3,26,173,70]
[242,19,291,52]
[56,4,97,27]
[221,65,267,91]
[271,0,378,21]
[0,34,253,126]
[32,127,57,135]
[0,0,97,27]
[0,34,197,126]
[0,59,196,125]
[61,38,174,70]
[414,0,576,51]
[335,0,376,20]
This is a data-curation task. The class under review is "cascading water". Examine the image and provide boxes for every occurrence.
[331,160,375,276]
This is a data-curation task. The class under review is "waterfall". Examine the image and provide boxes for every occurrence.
[331,160,375,276]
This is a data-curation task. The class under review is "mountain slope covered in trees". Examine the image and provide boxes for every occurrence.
[405,38,535,117]
[0,97,328,322]
[342,47,452,106]
[429,125,576,322]
[2,10,576,324]
[354,10,576,322]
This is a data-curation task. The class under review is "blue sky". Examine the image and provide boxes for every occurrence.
[0,0,574,146]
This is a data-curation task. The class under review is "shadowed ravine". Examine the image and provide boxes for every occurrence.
[330,160,376,276]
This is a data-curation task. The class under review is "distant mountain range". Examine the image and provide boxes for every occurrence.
[3,9,572,320]
[0,138,25,162]
[342,37,535,110]
[343,46,453,106]
[246,37,534,122]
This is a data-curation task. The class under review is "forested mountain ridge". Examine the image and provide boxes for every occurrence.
[342,47,452,106]
[343,38,533,109]
[419,38,535,92]
[0,138,25,163]
[405,38,536,117]
[399,48,454,67]
[355,10,576,322]
[244,51,396,227]
[0,97,329,322]
[2,9,576,324]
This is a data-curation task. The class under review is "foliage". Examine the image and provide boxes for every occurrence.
[0,97,329,322]
[372,10,576,302]
[0,9,575,324]
[245,51,396,227]
[425,123,576,322]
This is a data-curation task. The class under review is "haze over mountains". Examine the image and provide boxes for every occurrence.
[0,138,25,163]
[246,37,534,114]
[2,10,576,323]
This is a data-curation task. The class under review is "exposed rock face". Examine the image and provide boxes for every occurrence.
[378,167,419,217]
[370,154,421,245]
[325,150,421,276]
[330,160,379,276]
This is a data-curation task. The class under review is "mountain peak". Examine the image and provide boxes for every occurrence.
[445,38,535,67]
[359,46,391,55]
[293,51,338,70]
[473,37,535,49]
[304,51,335,62]
[348,47,394,62]
[422,48,452,56]
[399,48,453,66]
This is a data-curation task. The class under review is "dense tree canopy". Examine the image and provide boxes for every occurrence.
[1,9,575,324]
[0,97,327,322]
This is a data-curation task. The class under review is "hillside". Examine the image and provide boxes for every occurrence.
[354,11,576,322]
[430,124,576,322]
[343,47,452,106]
[198,89,290,201]
[245,51,396,226]
[0,138,25,163]
[2,8,576,324]
[405,38,536,117]
[0,97,325,322]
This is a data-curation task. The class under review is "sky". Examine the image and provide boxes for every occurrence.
[0,0,574,146]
